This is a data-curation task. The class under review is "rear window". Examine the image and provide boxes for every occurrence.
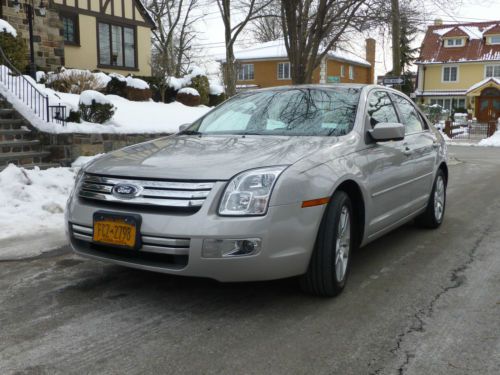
[192,88,360,136]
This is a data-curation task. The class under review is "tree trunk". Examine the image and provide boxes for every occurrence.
[391,0,401,77]
[225,44,237,97]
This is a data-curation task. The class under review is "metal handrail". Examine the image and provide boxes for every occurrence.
[0,43,66,125]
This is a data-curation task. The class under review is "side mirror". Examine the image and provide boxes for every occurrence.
[368,123,405,142]
[178,123,191,132]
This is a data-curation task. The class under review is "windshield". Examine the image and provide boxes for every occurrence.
[190,87,360,136]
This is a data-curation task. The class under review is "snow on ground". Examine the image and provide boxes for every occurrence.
[0,165,76,259]
[478,131,500,147]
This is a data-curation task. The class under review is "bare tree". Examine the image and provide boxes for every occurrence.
[280,0,376,85]
[147,0,201,100]
[251,0,282,42]
[216,0,274,97]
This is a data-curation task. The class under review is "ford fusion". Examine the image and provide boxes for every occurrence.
[66,85,448,296]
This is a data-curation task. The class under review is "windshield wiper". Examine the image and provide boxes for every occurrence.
[177,129,202,136]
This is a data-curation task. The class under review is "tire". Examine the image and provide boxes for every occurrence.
[415,169,447,229]
[300,191,354,297]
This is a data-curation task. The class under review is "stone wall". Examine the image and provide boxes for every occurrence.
[35,131,172,166]
[1,1,64,71]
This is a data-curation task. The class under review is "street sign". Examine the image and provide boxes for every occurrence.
[327,76,340,83]
[383,76,405,85]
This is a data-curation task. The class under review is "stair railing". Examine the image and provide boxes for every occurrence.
[0,44,66,126]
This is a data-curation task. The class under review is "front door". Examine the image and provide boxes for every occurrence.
[476,88,500,122]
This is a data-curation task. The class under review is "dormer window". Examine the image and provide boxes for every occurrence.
[488,35,500,45]
[445,38,465,47]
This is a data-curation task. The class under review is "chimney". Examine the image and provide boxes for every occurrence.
[365,38,376,84]
[434,19,443,26]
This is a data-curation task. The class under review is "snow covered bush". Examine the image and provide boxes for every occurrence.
[0,22,28,72]
[79,90,115,124]
[104,74,151,101]
[176,87,201,107]
[105,76,128,97]
[209,83,225,107]
[189,75,210,106]
[47,69,107,94]
[65,110,81,123]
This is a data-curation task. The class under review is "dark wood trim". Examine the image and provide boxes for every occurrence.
[121,0,125,18]
[132,1,136,21]
[102,0,111,13]
[87,0,91,10]
[111,0,114,17]
[53,3,153,28]
[60,10,80,46]
[96,19,138,71]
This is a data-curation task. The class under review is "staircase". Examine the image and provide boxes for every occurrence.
[0,98,60,172]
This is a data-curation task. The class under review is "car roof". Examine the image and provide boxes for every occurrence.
[248,83,383,93]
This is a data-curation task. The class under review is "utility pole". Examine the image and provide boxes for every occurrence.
[391,0,401,77]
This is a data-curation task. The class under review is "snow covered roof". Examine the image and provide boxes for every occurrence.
[230,39,371,67]
[466,77,500,94]
[418,21,500,64]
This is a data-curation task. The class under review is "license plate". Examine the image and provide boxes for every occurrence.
[93,212,141,249]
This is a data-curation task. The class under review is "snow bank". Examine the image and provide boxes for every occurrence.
[0,165,76,257]
[79,90,113,106]
[0,19,17,37]
[178,87,200,96]
[478,130,500,147]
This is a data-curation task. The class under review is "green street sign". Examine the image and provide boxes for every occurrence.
[327,76,340,83]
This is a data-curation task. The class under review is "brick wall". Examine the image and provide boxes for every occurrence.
[1,1,64,71]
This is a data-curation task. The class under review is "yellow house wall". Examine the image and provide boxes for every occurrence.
[423,63,488,90]
[63,15,152,76]
[326,60,370,84]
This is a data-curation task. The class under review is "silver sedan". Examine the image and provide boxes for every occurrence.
[66,85,448,296]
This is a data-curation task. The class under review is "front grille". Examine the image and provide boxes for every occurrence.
[71,223,190,269]
[78,173,216,209]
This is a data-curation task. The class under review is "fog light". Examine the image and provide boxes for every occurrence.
[202,238,262,258]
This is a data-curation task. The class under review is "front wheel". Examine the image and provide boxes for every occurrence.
[300,191,354,297]
[415,169,447,229]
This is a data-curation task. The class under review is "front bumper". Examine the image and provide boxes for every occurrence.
[67,182,325,282]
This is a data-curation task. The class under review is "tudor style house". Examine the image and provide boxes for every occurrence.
[415,20,500,122]
[1,0,154,75]
[231,38,376,88]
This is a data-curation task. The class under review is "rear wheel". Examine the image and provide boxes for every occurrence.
[300,191,354,297]
[415,169,446,229]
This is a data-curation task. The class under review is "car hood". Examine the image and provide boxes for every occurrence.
[85,135,340,180]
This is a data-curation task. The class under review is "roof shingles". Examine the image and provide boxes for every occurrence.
[417,21,500,64]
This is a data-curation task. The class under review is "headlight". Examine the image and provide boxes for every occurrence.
[218,166,287,216]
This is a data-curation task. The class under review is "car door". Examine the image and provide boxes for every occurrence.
[356,90,415,237]
[391,94,438,214]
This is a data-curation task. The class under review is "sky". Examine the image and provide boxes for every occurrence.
[187,0,500,79]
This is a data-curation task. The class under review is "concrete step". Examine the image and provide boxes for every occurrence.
[0,108,15,118]
[0,128,32,142]
[0,118,24,126]
[0,162,61,172]
[0,151,50,166]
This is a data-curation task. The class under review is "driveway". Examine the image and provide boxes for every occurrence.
[1,145,499,375]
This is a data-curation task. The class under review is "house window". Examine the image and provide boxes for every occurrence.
[98,22,136,68]
[349,66,354,80]
[443,66,458,82]
[340,65,345,77]
[489,35,500,44]
[238,64,254,80]
[277,62,291,80]
[61,13,79,45]
[445,38,464,47]
[430,98,465,111]
[486,65,500,78]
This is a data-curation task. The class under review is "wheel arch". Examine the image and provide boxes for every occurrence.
[439,162,448,184]
[335,179,365,249]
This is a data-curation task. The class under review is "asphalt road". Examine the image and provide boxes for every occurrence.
[1,145,499,375]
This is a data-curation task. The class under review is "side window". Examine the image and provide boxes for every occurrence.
[391,95,425,134]
[367,91,399,127]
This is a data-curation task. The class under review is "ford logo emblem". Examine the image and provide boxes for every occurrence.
[112,183,142,199]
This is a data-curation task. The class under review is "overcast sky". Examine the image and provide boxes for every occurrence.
[189,0,500,78]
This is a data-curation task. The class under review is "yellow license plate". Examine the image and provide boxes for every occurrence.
[93,218,137,248]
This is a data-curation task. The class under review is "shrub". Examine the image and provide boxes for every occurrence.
[65,110,81,123]
[176,89,201,107]
[164,86,178,103]
[209,93,226,107]
[79,90,115,124]
[105,77,127,97]
[188,75,210,106]
[0,33,28,72]
[47,69,106,94]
